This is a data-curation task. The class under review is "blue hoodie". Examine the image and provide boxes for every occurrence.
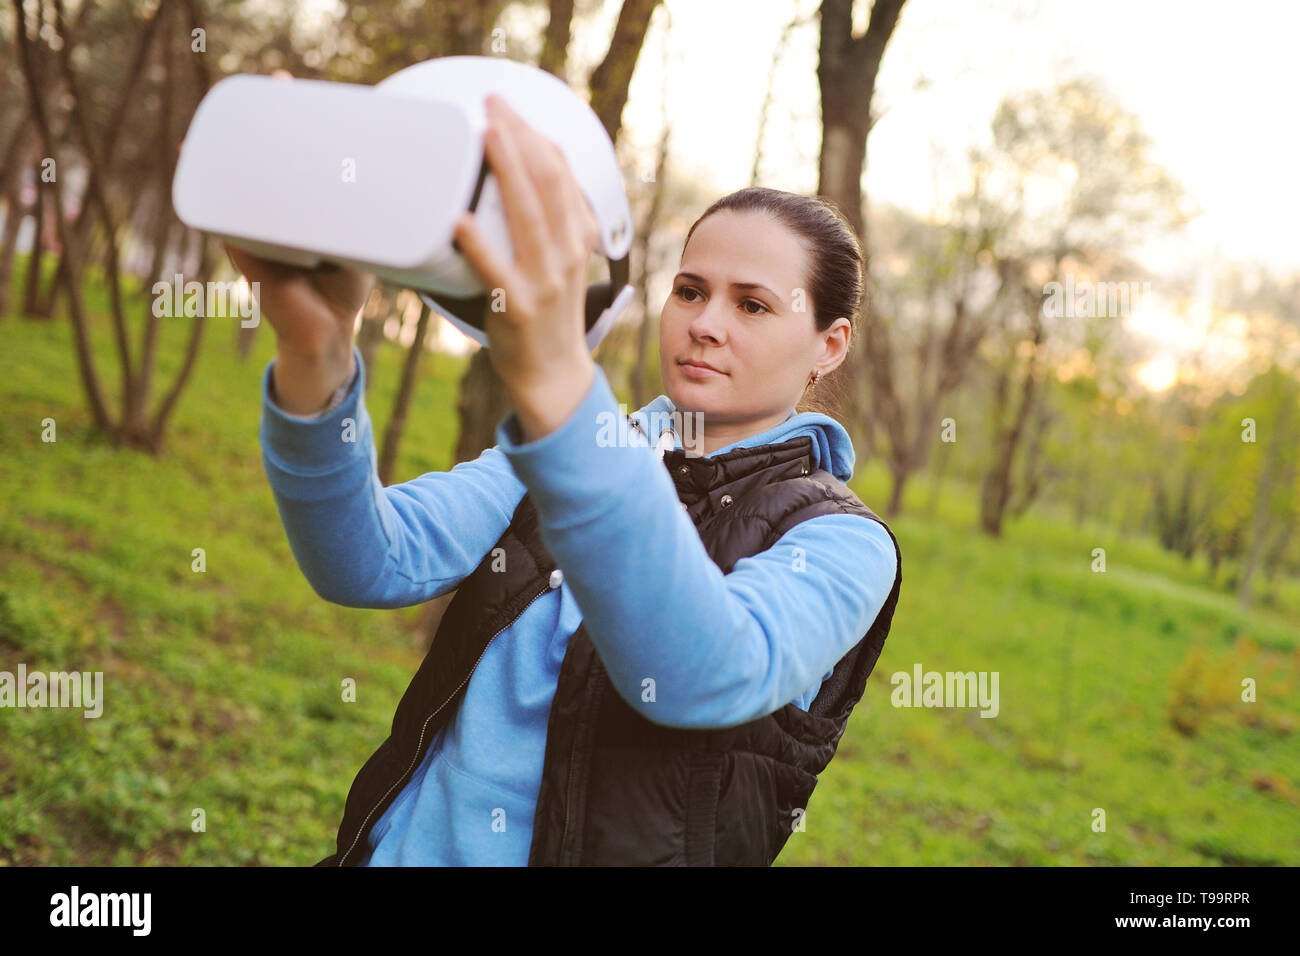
[259,347,898,866]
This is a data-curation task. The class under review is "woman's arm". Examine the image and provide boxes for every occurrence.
[495,362,898,729]
[260,345,525,608]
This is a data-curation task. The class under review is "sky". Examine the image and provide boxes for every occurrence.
[610,0,1299,274]
[298,0,1300,380]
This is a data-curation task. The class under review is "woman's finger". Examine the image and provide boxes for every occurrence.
[225,242,299,286]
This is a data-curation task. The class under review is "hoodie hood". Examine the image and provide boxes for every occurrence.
[630,394,856,483]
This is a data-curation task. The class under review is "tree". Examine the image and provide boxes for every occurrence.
[12,0,110,430]
[377,300,432,485]
[12,0,221,451]
[32,0,162,319]
[865,190,1013,515]
[971,79,1187,536]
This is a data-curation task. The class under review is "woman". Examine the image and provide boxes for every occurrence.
[233,93,902,866]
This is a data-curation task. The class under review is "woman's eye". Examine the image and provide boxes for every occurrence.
[674,286,766,315]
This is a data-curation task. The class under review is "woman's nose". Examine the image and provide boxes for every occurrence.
[689,306,726,345]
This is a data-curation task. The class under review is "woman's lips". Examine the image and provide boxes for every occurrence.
[679,360,724,379]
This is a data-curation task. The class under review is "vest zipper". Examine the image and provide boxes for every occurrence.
[337,584,554,866]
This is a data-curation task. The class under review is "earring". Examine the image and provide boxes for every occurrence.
[808,369,821,388]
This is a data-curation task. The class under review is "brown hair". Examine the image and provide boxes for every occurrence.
[682,186,864,418]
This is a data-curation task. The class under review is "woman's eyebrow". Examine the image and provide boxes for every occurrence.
[675,272,784,304]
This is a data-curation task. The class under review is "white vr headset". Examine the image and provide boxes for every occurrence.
[172,56,635,350]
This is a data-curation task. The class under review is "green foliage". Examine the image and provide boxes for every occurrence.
[1166,640,1264,737]
[0,285,465,865]
[774,459,1300,866]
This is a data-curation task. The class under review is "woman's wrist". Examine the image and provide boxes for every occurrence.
[273,342,356,416]
[504,351,596,444]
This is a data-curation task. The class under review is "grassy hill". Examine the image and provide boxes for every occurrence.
[1,262,1296,865]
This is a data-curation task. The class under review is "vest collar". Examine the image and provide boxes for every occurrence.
[626,412,818,517]
[661,435,815,517]
[626,411,818,516]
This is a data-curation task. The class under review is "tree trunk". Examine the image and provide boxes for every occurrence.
[378,302,433,485]
[588,0,662,144]
[1008,392,1052,518]
[128,199,175,443]
[886,469,908,517]
[22,177,45,317]
[12,0,112,432]
[924,432,953,516]
[0,109,36,291]
[453,348,512,464]
[38,0,164,316]
[356,307,389,392]
[129,12,183,447]
[538,0,575,78]
[979,346,1043,536]
[0,152,33,316]
[49,0,138,427]
[815,0,910,495]
[0,107,34,204]
[150,233,211,452]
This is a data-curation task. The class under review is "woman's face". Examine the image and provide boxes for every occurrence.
[659,209,850,435]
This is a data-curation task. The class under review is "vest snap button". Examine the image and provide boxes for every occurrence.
[678,465,689,476]
[548,568,564,589]
[720,494,733,508]
[681,502,689,512]
[800,463,809,475]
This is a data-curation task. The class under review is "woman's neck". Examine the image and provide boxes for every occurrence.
[693,406,798,457]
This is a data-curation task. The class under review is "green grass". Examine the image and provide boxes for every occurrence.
[1,255,1297,865]
[1,258,467,865]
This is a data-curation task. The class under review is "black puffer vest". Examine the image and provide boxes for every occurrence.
[316,432,902,866]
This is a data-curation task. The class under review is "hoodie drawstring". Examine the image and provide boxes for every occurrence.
[628,415,678,463]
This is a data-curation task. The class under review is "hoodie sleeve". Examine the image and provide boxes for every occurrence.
[496,362,899,729]
[259,346,525,608]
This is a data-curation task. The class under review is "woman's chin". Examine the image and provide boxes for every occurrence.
[672,368,727,388]
[667,377,729,414]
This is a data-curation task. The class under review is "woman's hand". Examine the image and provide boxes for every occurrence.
[226,242,374,414]
[453,93,599,441]
[225,244,374,359]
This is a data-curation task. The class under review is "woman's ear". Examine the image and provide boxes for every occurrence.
[820,316,852,374]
